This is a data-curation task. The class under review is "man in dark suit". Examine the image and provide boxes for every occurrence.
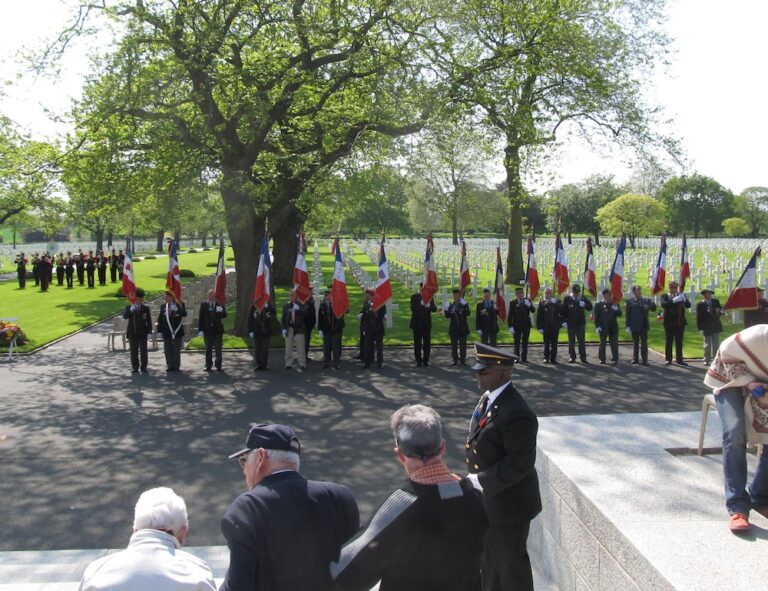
[221,423,360,591]
[476,288,500,346]
[85,251,96,288]
[536,287,564,364]
[75,252,85,285]
[248,301,274,371]
[466,344,541,591]
[109,248,119,283]
[332,404,488,591]
[594,288,622,364]
[318,289,345,369]
[198,289,227,372]
[443,288,471,365]
[64,253,75,288]
[508,287,535,363]
[696,288,724,365]
[562,283,593,363]
[15,252,28,289]
[123,288,153,374]
[410,284,436,367]
[625,285,656,365]
[281,290,307,370]
[660,280,691,365]
[360,289,386,368]
[157,290,187,372]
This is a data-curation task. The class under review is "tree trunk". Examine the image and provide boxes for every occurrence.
[451,192,459,246]
[155,230,165,252]
[95,227,105,254]
[107,231,113,248]
[174,229,181,244]
[201,234,208,248]
[629,234,636,249]
[594,231,600,247]
[268,175,309,286]
[504,144,525,284]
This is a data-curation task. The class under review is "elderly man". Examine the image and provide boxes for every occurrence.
[281,290,307,370]
[660,280,691,366]
[158,290,187,372]
[466,343,541,591]
[221,424,360,591]
[331,404,488,591]
[562,283,593,363]
[78,487,216,590]
[594,288,622,364]
[476,288,500,346]
[625,285,656,365]
[198,289,227,372]
[123,288,153,374]
[696,288,724,365]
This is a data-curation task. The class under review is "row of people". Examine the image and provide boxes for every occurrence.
[15,249,126,290]
[80,344,540,591]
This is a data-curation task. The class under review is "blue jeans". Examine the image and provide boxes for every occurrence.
[715,387,768,514]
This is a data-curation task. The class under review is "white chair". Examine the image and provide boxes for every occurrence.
[698,392,763,457]
[107,317,128,351]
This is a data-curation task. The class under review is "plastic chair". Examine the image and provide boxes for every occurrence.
[107,317,128,351]
[698,392,763,457]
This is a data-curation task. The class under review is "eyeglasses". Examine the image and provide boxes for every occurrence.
[237,452,253,469]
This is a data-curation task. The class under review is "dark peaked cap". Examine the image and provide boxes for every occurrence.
[472,343,518,370]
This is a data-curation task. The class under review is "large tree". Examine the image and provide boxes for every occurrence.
[736,186,768,237]
[658,174,735,237]
[443,0,674,282]
[595,193,666,248]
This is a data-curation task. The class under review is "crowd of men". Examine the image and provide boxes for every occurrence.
[14,249,126,291]
[79,344,540,591]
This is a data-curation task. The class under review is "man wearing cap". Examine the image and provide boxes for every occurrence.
[660,280,691,366]
[466,344,540,591]
[248,300,275,371]
[360,289,386,369]
[198,289,227,372]
[594,288,622,364]
[562,283,593,363]
[744,287,768,328]
[158,291,187,372]
[123,288,153,374]
[696,288,724,365]
[442,288,471,365]
[536,287,564,364]
[221,424,360,591]
[476,288,500,346]
[318,288,345,369]
[625,285,656,365]
[410,283,436,367]
[508,288,535,363]
[281,290,307,370]
[331,404,488,591]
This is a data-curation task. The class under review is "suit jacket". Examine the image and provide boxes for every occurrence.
[625,297,656,333]
[198,301,227,336]
[508,298,535,331]
[157,302,187,339]
[318,301,345,334]
[466,383,541,524]
[660,293,691,328]
[475,300,499,334]
[123,304,153,339]
[281,302,307,334]
[247,305,274,337]
[536,299,564,331]
[445,300,470,336]
[594,301,622,334]
[220,471,360,591]
[696,298,723,335]
[562,295,593,327]
[361,302,386,336]
[409,293,436,332]
[304,296,317,332]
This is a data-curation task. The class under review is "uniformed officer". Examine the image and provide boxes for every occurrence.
[476,288,500,346]
[696,288,724,365]
[536,287,565,364]
[625,285,656,365]
[248,301,275,371]
[410,283,436,367]
[660,280,691,366]
[593,288,622,364]
[562,283,593,363]
[508,287,535,363]
[198,289,227,372]
[359,290,386,369]
[318,289,345,369]
[466,344,541,591]
[123,288,153,374]
[15,252,27,289]
[442,288,471,365]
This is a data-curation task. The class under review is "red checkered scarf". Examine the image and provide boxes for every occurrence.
[409,462,461,485]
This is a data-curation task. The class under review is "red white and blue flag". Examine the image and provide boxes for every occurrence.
[421,234,439,304]
[495,247,507,322]
[331,238,350,319]
[679,232,691,291]
[525,238,540,300]
[609,234,626,302]
[553,234,570,295]
[121,238,136,303]
[459,238,471,296]
[293,232,311,304]
[373,241,393,311]
[214,241,227,306]
[725,247,761,310]
[584,238,597,298]
[166,239,182,301]
[650,234,667,295]
[253,234,271,311]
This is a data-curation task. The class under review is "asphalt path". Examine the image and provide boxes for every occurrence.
[0,322,711,551]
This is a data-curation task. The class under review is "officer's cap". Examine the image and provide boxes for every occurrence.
[472,343,518,370]
[228,423,301,459]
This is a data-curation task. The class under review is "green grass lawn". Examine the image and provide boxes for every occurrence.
[0,249,227,352]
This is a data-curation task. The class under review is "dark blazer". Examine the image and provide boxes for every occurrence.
[281,302,307,334]
[247,304,274,337]
[198,301,227,336]
[476,300,499,334]
[562,295,593,327]
[220,471,360,591]
[304,296,317,332]
[361,301,386,336]
[123,304,152,339]
[594,301,622,334]
[409,293,436,332]
[660,293,691,328]
[466,383,542,524]
[625,297,656,333]
[536,299,564,331]
[445,300,470,336]
[157,302,187,339]
[696,298,723,335]
[332,476,488,591]
[508,298,535,330]
[318,301,345,334]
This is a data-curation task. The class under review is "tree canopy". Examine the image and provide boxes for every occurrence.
[658,174,735,238]
[595,193,666,248]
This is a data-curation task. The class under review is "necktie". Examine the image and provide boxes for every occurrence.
[470,392,490,434]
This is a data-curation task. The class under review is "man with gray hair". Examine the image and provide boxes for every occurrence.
[331,404,488,591]
[78,487,216,590]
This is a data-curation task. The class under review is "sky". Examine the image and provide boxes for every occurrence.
[1,0,767,194]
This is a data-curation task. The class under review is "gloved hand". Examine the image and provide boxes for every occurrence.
[596,327,602,334]
[612,305,619,311]
[281,329,288,338]
[508,326,515,335]
[672,294,684,303]
[476,330,483,336]
[699,330,704,336]
[561,322,567,328]
[625,327,631,334]
[466,473,483,491]
[524,299,531,306]
[198,331,204,337]
[319,330,324,339]
[539,329,544,334]
[216,306,224,313]
[579,301,585,308]
[357,313,362,320]
[248,332,254,338]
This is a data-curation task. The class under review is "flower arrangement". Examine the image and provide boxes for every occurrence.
[0,321,26,346]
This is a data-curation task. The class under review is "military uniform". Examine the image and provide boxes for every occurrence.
[508,296,535,362]
[318,299,345,369]
[64,256,75,288]
[361,300,386,368]
[85,254,96,288]
[15,255,27,289]
[75,254,85,285]
[198,300,227,371]
[625,295,656,364]
[696,292,723,364]
[476,297,500,346]
[444,298,471,365]
[157,300,187,371]
[410,292,436,366]
[55,257,65,286]
[562,288,593,362]
[536,297,564,363]
[123,302,153,372]
[594,299,622,363]
[248,304,274,370]
[660,291,691,364]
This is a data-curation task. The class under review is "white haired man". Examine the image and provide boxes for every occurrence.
[332,404,488,591]
[78,487,215,590]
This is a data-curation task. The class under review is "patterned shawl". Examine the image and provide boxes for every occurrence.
[704,324,768,394]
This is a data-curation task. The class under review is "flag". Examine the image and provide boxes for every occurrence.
[553,234,570,295]
[253,234,271,311]
[421,234,438,304]
[725,247,761,310]
[331,238,350,319]
[495,247,507,321]
[583,238,597,298]
[166,238,182,301]
[650,234,667,295]
[679,232,691,291]
[608,234,627,302]
[459,239,471,296]
[293,232,311,304]
[525,238,540,300]
[121,237,136,303]
[372,241,392,310]
[214,241,227,306]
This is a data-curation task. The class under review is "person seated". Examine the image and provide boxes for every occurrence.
[78,487,216,590]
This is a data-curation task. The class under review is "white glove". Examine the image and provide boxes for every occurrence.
[466,473,483,491]
[508,327,515,335]
[170,303,178,312]
[561,322,567,328]
[699,330,704,336]
[248,332,254,338]
[130,304,137,311]
[319,330,324,338]
[550,298,557,304]
[596,327,602,334]
[524,299,531,306]
[579,301,585,308]
[625,327,631,334]
[198,331,204,337]
[281,329,288,338]
[357,313,362,320]
[672,294,684,303]
[539,328,544,334]
[476,330,483,336]
[216,306,224,313]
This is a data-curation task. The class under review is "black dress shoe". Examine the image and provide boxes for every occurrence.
[568,358,576,364]
[581,359,589,364]
[416,361,422,367]
[203,367,211,372]
[423,362,429,367]
[631,360,639,365]
[322,364,330,369]
[452,361,458,366]
[676,361,689,366]
[642,361,649,366]
[664,361,672,366]
[216,367,223,372]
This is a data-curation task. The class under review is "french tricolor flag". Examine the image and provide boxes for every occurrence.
[421,234,438,304]
[293,232,311,304]
[495,247,507,322]
[584,237,597,298]
[253,234,271,311]
[214,241,227,306]
[679,232,691,291]
[609,234,626,302]
[553,234,570,295]
[650,234,667,295]
[166,239,182,301]
[331,238,350,319]
[525,238,540,300]
[121,238,136,303]
[372,241,393,311]
[459,239,471,296]
[725,247,761,310]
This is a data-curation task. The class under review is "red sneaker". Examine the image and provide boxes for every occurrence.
[730,513,751,532]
